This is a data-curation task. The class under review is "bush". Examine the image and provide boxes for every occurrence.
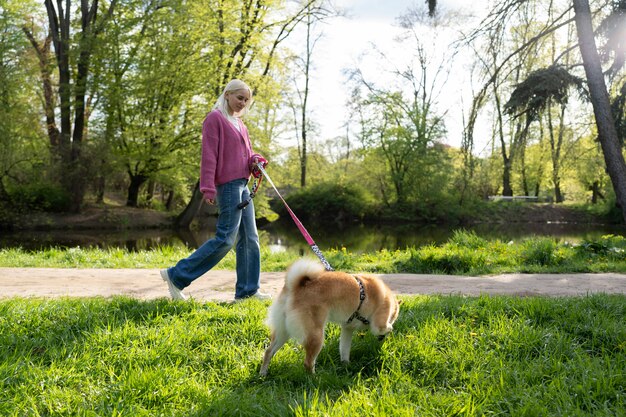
[274,182,372,223]
[448,229,488,249]
[519,237,562,266]
[9,182,71,212]
[578,234,626,259]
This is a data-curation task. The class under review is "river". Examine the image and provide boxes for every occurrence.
[1,220,623,253]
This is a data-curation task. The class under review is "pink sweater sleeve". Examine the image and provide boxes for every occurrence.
[199,114,219,200]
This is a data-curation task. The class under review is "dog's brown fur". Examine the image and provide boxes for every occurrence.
[260,259,401,375]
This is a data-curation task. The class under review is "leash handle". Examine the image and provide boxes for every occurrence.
[238,175,263,209]
[256,164,334,271]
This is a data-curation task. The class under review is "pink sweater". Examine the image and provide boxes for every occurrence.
[199,110,257,201]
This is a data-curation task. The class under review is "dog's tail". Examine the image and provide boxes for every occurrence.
[285,258,325,291]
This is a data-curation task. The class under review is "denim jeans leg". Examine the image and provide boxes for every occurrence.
[168,180,244,289]
[234,188,261,298]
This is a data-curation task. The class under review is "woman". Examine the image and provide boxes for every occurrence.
[161,79,269,301]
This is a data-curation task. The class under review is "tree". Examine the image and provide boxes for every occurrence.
[286,0,335,188]
[175,0,284,227]
[347,2,450,207]
[573,0,626,221]
[96,0,205,208]
[38,0,118,212]
[504,65,585,200]
[352,85,446,205]
[0,1,49,206]
[291,5,316,188]
[21,20,58,148]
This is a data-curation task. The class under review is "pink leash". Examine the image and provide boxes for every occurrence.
[256,164,334,271]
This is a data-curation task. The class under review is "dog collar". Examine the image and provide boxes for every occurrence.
[346,275,370,325]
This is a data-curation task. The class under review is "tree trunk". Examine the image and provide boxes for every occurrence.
[146,180,155,204]
[591,181,601,204]
[22,30,59,147]
[299,6,313,188]
[494,84,513,196]
[165,190,175,211]
[95,174,105,204]
[573,0,626,223]
[176,181,205,228]
[502,157,513,196]
[548,102,566,203]
[126,173,148,207]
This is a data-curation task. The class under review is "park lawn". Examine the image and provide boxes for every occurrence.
[0,294,624,416]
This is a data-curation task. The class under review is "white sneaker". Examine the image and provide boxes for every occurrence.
[160,269,187,300]
[252,291,272,300]
[234,290,272,302]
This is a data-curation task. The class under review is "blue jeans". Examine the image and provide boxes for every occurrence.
[167,178,261,299]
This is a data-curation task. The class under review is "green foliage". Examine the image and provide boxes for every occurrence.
[505,65,586,119]
[0,294,624,415]
[448,229,488,249]
[519,237,563,266]
[8,182,71,212]
[276,182,373,222]
[578,234,626,259]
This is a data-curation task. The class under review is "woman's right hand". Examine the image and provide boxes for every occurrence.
[206,198,215,205]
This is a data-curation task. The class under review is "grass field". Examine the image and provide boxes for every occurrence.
[1,294,624,416]
[1,231,625,415]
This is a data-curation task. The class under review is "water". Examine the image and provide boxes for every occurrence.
[0,220,623,253]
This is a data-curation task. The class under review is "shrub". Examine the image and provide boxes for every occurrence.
[448,229,488,249]
[275,182,372,223]
[578,234,626,259]
[8,182,71,212]
[520,237,562,266]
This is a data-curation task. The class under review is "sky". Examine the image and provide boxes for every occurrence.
[288,0,485,152]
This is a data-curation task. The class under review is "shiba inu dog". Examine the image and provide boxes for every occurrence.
[260,259,401,375]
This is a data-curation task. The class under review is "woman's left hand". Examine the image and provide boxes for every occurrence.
[251,154,268,178]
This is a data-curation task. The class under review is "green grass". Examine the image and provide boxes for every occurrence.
[1,230,625,274]
[0,295,624,416]
[1,230,624,415]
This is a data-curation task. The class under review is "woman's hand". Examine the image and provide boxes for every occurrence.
[206,198,215,205]
[250,154,268,178]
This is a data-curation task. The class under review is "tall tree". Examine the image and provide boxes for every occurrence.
[573,0,626,221]
[0,2,44,203]
[505,65,585,199]
[42,0,118,212]
[286,0,335,188]
[97,0,204,208]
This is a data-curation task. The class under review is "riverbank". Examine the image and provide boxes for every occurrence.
[2,201,620,232]
[3,204,176,231]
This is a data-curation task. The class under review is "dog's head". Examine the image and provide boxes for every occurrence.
[376,296,402,340]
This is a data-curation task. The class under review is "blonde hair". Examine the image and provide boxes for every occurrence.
[212,79,253,117]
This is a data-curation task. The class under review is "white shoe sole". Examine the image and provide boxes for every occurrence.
[160,269,187,300]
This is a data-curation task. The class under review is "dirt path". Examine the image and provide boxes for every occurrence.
[1,268,625,301]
